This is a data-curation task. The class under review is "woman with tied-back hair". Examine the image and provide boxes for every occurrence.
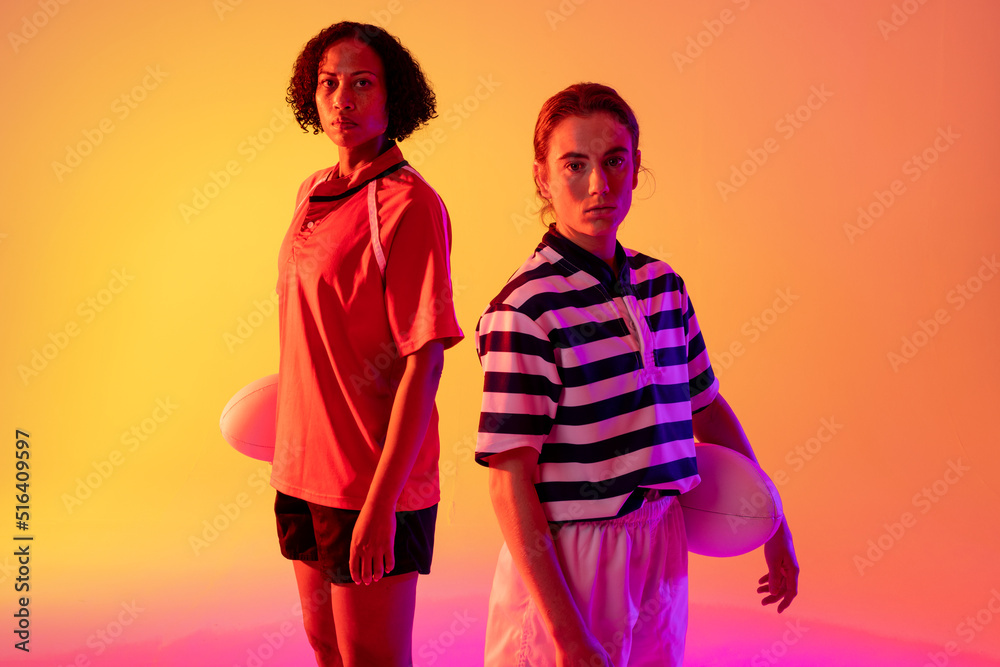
[272,21,462,667]
[475,82,798,667]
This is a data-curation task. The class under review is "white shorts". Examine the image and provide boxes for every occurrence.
[484,494,688,667]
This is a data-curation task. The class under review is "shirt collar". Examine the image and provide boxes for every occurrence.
[541,226,631,293]
[322,143,406,195]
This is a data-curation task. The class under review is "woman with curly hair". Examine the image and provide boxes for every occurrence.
[272,21,463,666]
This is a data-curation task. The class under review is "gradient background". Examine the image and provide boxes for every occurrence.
[2,0,999,665]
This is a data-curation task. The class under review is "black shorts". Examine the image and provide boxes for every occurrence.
[274,491,437,584]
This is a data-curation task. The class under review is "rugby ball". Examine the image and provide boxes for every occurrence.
[679,442,783,557]
[219,374,278,462]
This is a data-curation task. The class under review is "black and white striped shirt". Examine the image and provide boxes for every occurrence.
[475,230,719,521]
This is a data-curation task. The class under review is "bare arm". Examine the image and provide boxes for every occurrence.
[691,391,758,463]
[488,447,613,667]
[692,392,800,612]
[351,340,445,585]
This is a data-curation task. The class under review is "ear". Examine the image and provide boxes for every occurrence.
[533,161,552,199]
[632,149,642,190]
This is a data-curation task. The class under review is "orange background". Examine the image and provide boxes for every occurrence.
[2,0,999,665]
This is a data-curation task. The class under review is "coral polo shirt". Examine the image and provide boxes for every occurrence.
[272,144,463,511]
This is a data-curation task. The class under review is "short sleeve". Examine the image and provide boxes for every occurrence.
[475,307,562,464]
[681,286,720,413]
[383,192,464,356]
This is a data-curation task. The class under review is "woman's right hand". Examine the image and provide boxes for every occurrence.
[488,448,617,667]
[555,629,615,667]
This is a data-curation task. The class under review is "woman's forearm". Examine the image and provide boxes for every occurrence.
[488,449,590,647]
[693,392,793,536]
[365,340,445,511]
[691,392,758,464]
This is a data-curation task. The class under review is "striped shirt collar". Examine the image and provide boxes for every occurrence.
[541,227,631,293]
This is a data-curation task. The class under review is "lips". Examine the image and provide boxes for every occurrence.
[585,205,615,213]
[331,117,357,128]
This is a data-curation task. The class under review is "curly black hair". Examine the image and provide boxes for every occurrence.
[287,22,436,142]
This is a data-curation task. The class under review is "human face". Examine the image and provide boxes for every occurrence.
[534,112,640,263]
[315,38,388,165]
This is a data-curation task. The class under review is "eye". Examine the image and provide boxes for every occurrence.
[566,162,584,172]
[320,78,335,89]
[606,156,625,167]
[354,78,373,89]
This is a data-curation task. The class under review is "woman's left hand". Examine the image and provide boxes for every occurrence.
[757,519,799,613]
[350,500,397,585]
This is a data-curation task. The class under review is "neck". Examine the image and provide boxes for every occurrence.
[338,135,390,176]
[554,223,618,269]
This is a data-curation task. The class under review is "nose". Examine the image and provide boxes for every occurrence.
[332,82,353,110]
[589,166,609,196]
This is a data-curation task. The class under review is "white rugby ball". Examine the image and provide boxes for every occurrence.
[220,374,278,462]
[679,443,783,557]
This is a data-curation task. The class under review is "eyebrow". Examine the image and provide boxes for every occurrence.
[318,69,379,77]
[557,146,629,160]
